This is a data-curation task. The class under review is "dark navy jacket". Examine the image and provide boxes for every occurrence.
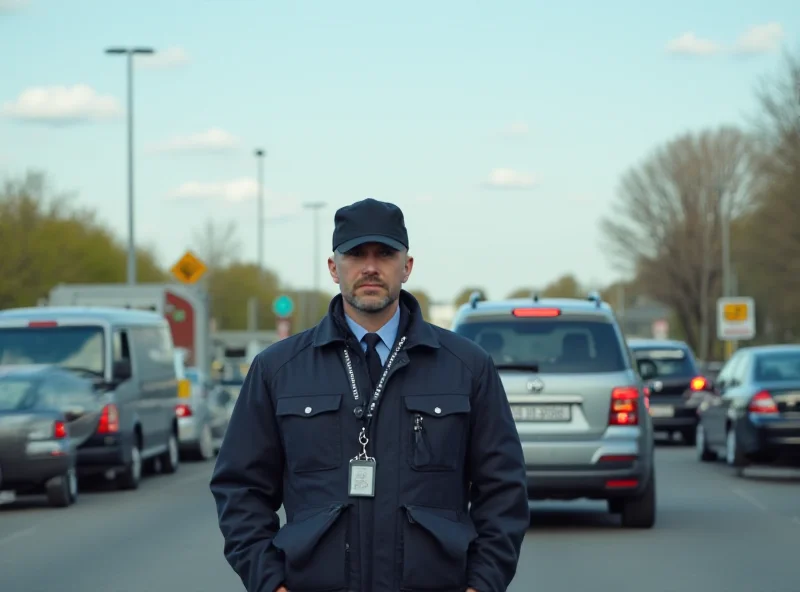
[210,291,529,592]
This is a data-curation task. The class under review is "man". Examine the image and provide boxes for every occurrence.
[210,198,529,592]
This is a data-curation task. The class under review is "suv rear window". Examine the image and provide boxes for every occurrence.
[630,347,696,378]
[454,319,627,373]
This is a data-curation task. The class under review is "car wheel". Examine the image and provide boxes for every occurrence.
[620,469,656,529]
[45,471,75,508]
[117,441,142,490]
[159,432,180,474]
[696,423,717,462]
[725,426,747,471]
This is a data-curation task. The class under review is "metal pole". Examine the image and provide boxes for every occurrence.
[720,183,736,359]
[254,148,265,330]
[126,52,136,285]
[303,202,326,325]
[105,46,154,285]
[699,188,710,362]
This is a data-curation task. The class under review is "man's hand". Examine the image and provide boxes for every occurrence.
[467,588,479,592]
[275,587,288,592]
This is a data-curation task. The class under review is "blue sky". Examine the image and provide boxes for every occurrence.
[1,0,797,303]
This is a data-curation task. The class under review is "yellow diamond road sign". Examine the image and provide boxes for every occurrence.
[171,251,207,284]
[717,297,755,341]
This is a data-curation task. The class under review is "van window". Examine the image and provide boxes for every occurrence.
[0,326,105,376]
[130,326,176,380]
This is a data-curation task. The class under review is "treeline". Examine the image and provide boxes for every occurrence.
[0,174,432,331]
[454,52,800,361]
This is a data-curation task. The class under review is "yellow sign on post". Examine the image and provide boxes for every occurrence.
[723,302,748,322]
[171,251,208,284]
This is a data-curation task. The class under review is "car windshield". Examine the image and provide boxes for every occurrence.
[631,347,696,378]
[754,351,800,382]
[0,378,37,412]
[0,326,105,375]
[454,319,626,373]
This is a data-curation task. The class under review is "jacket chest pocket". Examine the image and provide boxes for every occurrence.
[404,394,471,472]
[276,394,342,473]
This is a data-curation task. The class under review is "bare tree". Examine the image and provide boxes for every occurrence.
[190,218,242,271]
[600,127,759,357]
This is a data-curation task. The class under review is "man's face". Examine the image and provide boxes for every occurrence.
[328,242,413,313]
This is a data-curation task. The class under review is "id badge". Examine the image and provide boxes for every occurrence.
[348,458,376,497]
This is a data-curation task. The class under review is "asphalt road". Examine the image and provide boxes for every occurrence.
[1,442,798,592]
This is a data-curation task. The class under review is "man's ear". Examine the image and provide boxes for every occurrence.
[403,254,414,283]
[328,255,340,284]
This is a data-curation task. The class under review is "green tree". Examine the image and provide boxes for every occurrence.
[207,263,281,330]
[453,287,488,307]
[407,289,431,319]
[0,171,165,309]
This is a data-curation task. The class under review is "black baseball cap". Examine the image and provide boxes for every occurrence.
[332,198,409,253]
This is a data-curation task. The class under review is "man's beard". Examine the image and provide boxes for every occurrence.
[344,287,398,313]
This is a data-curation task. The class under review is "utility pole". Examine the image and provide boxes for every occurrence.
[254,148,266,330]
[105,46,155,285]
[699,187,711,362]
[303,201,326,328]
[720,183,735,360]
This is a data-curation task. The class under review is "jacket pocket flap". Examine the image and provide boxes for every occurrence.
[403,505,478,560]
[272,503,349,567]
[276,394,342,418]
[404,394,471,417]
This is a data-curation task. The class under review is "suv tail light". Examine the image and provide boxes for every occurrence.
[97,403,120,434]
[511,308,561,317]
[609,386,639,426]
[53,420,67,439]
[690,376,708,391]
[176,403,192,417]
[748,390,778,414]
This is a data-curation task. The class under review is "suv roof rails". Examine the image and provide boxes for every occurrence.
[587,290,602,307]
[468,291,484,308]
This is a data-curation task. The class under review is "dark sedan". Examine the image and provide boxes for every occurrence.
[696,344,800,472]
[0,365,97,507]
[628,338,711,445]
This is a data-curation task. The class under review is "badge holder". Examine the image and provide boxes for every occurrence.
[349,428,376,498]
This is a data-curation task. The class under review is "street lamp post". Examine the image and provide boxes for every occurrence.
[105,46,155,286]
[303,201,326,328]
[254,149,266,330]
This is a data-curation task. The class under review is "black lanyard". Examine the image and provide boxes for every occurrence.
[343,335,407,428]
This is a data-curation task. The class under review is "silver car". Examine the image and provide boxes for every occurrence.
[451,292,657,528]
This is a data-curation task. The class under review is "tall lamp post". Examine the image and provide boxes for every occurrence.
[254,148,266,330]
[303,201,327,327]
[105,46,154,286]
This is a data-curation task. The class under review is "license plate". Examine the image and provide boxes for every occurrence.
[510,404,571,422]
[649,404,674,418]
[0,490,16,505]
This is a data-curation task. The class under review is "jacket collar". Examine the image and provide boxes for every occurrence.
[312,289,440,350]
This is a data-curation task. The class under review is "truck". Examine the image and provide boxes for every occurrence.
[45,283,211,375]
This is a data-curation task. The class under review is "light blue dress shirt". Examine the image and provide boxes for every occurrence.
[344,305,400,366]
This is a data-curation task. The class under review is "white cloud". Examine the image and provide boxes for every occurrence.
[153,128,239,152]
[136,47,190,69]
[483,168,538,190]
[0,85,122,124]
[733,23,784,55]
[0,0,29,12]
[168,178,258,203]
[665,32,723,56]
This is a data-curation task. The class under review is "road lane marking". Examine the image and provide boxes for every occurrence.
[0,526,36,548]
[731,487,768,512]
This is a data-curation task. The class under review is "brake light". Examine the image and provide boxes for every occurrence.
[748,390,778,414]
[176,403,192,417]
[690,376,707,391]
[53,420,67,439]
[511,308,561,317]
[610,386,639,426]
[97,403,120,433]
[28,321,58,327]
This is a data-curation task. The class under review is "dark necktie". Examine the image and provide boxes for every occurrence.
[363,333,384,389]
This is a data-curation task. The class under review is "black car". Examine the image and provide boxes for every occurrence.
[627,338,710,445]
[0,365,84,507]
[696,344,800,471]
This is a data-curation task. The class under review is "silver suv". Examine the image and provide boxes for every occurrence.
[451,292,656,528]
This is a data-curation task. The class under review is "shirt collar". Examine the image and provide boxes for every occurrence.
[344,304,401,349]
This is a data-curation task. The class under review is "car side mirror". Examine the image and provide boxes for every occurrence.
[637,359,657,381]
[113,359,132,381]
